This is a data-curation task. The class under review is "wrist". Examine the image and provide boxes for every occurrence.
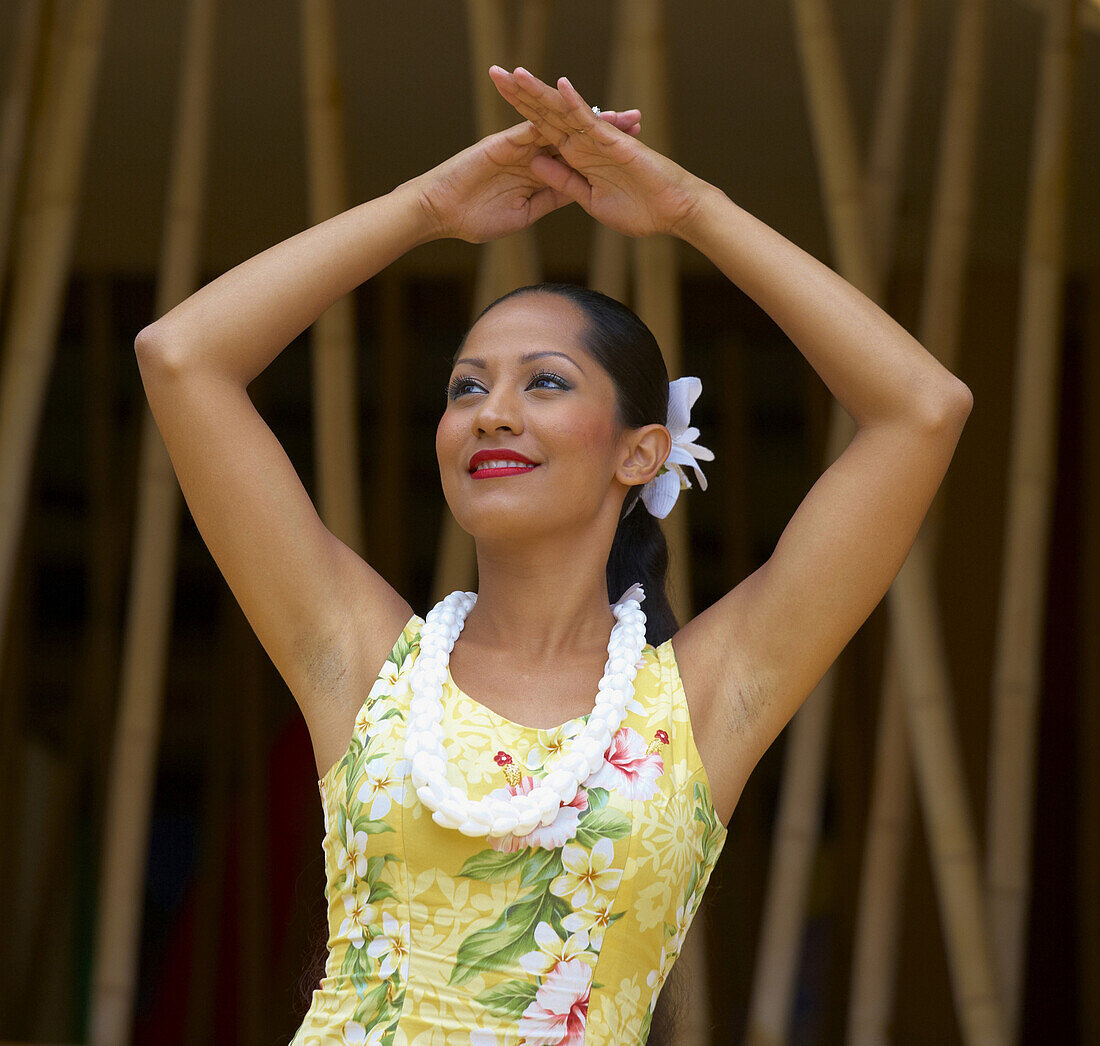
[390,176,449,246]
[669,178,729,244]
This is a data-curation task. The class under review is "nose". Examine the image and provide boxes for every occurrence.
[471,385,523,436]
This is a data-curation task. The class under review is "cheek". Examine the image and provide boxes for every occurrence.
[554,410,620,465]
[435,411,459,462]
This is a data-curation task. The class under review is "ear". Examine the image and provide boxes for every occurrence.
[616,423,671,488]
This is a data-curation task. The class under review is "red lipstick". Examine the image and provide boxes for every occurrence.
[468,448,539,478]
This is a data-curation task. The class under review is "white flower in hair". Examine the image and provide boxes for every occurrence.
[639,376,715,519]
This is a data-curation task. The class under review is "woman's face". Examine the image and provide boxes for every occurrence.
[436,293,632,543]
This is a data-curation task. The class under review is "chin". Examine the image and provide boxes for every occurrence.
[451,502,563,542]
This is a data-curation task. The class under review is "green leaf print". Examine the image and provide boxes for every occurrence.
[458,848,532,882]
[475,979,539,1019]
[392,632,413,668]
[584,786,610,811]
[353,815,396,836]
[574,807,631,848]
[369,880,397,903]
[520,849,563,889]
[355,979,390,1019]
[450,889,557,986]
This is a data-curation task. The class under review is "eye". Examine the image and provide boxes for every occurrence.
[528,370,571,391]
[446,375,484,400]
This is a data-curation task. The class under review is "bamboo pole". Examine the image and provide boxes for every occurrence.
[0,0,100,1019]
[0,0,46,305]
[625,0,693,627]
[87,0,216,1041]
[986,1,1079,1040]
[301,0,364,553]
[753,2,1005,1042]
[745,666,838,1046]
[746,3,867,1038]
[862,0,922,286]
[431,0,545,600]
[849,1,988,1040]
[588,0,631,303]
[797,0,1003,1034]
[18,275,118,1032]
[0,0,108,717]
[617,7,710,1041]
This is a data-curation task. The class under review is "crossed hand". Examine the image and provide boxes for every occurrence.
[414,67,703,244]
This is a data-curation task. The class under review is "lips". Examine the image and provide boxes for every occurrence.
[468,448,539,476]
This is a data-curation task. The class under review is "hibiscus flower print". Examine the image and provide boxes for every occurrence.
[585,726,665,801]
[486,776,588,853]
[518,958,592,1046]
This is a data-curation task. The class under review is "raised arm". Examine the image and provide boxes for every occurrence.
[490,67,972,821]
[134,116,634,777]
[669,185,971,816]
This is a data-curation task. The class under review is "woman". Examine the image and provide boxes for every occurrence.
[135,67,972,1045]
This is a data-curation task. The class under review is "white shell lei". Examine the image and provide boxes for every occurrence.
[403,585,648,840]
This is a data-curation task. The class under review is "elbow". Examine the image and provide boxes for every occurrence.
[134,323,166,364]
[134,322,187,377]
[917,376,973,437]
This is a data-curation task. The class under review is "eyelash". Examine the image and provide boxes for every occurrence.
[446,370,572,399]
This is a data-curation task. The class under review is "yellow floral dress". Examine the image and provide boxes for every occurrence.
[290,613,728,1046]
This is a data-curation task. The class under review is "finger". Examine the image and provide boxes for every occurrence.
[599,108,642,125]
[525,183,573,224]
[601,110,641,134]
[490,67,571,146]
[556,75,608,132]
[513,67,599,140]
[499,119,541,147]
[529,152,592,208]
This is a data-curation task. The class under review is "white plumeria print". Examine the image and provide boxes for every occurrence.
[646,946,676,1012]
[366,651,414,700]
[338,887,376,949]
[561,894,617,949]
[524,718,585,771]
[357,757,409,820]
[518,920,593,978]
[367,911,411,981]
[670,890,698,956]
[342,1019,385,1045]
[549,838,623,910]
[337,829,371,882]
[353,699,394,743]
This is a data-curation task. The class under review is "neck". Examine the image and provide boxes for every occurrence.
[460,531,623,662]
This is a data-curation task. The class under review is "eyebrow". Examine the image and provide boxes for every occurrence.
[451,350,586,374]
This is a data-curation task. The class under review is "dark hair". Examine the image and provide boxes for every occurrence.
[461,282,679,646]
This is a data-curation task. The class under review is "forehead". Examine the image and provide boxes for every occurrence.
[457,293,590,363]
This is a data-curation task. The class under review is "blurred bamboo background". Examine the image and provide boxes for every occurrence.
[0,1,1097,1043]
